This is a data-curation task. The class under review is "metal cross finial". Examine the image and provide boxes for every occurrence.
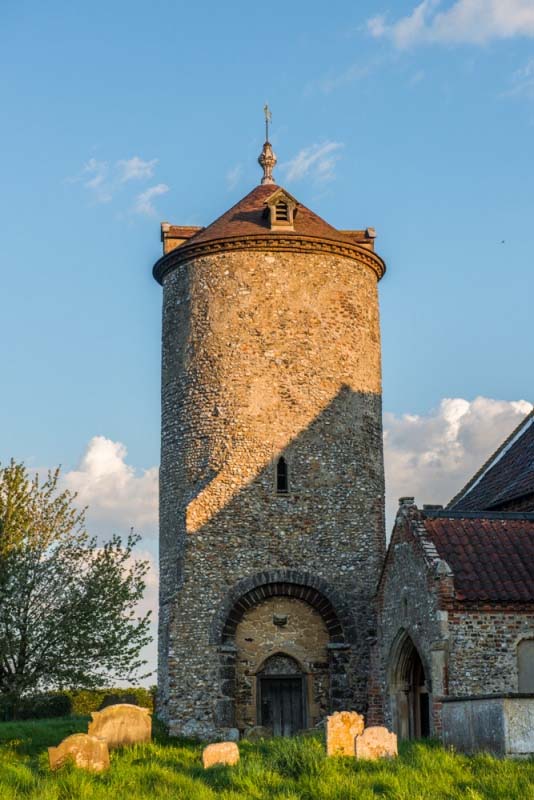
[264,104,272,142]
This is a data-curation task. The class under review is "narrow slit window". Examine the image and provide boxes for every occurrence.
[276,456,289,494]
[275,201,289,222]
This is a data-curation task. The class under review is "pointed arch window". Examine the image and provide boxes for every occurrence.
[276,457,289,494]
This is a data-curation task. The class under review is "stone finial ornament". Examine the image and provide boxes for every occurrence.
[258,141,277,185]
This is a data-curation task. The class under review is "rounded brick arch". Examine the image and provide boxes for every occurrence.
[210,569,355,645]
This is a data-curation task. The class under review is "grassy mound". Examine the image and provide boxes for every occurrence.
[0,716,533,799]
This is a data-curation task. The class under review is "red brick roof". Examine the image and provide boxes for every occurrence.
[424,515,534,603]
[183,184,365,248]
[448,410,534,512]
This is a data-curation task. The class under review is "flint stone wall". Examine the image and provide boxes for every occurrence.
[157,247,385,738]
[447,611,534,696]
[374,529,445,735]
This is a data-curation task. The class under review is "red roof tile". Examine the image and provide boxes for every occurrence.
[424,515,534,603]
[448,410,534,512]
[183,184,363,248]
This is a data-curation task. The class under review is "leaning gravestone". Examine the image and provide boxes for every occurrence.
[243,725,272,741]
[355,726,398,760]
[88,703,151,749]
[326,711,365,757]
[202,741,240,769]
[48,733,109,772]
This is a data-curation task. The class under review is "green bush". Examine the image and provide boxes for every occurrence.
[0,693,71,722]
[63,687,154,716]
[0,687,154,721]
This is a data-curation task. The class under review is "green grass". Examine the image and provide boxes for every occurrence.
[0,717,533,799]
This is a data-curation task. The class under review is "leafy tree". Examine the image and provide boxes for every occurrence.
[0,461,151,706]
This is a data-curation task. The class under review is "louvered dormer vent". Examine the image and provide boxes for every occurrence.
[264,188,298,231]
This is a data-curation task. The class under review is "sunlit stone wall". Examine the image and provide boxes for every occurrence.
[157,244,385,738]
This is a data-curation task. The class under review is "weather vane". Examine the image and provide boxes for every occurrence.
[258,104,276,184]
[264,104,272,142]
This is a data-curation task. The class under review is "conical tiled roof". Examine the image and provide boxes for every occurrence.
[185,184,358,247]
[154,183,385,284]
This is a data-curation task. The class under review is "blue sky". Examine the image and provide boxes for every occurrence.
[2,0,534,675]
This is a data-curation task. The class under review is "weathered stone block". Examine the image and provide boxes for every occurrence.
[202,741,240,768]
[215,698,234,727]
[48,734,109,772]
[87,703,151,749]
[326,711,364,756]
[442,695,534,757]
[243,725,273,741]
[355,726,397,759]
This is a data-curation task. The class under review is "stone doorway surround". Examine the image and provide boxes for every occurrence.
[388,629,431,740]
[210,569,356,731]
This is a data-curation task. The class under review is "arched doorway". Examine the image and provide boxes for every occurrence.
[258,654,305,736]
[211,570,353,733]
[389,633,430,740]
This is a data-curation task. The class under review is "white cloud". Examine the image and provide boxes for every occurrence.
[508,57,534,97]
[369,0,534,48]
[54,438,159,681]
[116,156,158,183]
[69,155,167,211]
[134,183,170,217]
[310,63,371,95]
[383,396,533,531]
[281,141,344,183]
[226,164,243,191]
[63,436,158,536]
[129,547,159,680]
[78,158,112,204]
[409,69,426,85]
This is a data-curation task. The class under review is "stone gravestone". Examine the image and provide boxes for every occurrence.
[88,703,151,749]
[355,726,398,760]
[99,693,139,710]
[48,733,109,772]
[243,726,272,742]
[202,741,240,769]
[326,711,365,757]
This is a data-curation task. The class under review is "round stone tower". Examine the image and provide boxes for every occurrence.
[153,137,386,739]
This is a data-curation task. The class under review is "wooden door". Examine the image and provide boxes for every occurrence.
[260,676,304,736]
